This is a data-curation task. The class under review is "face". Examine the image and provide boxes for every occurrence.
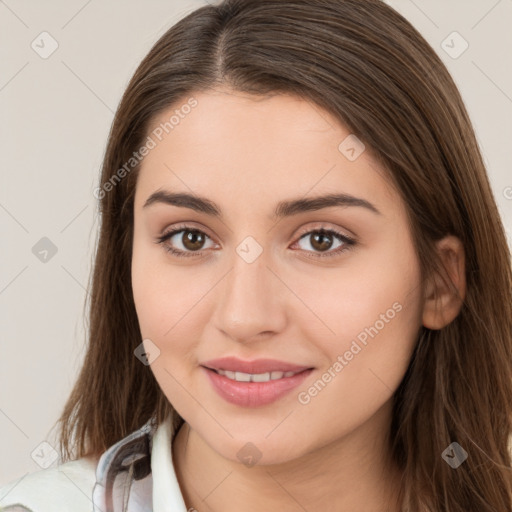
[131,87,424,465]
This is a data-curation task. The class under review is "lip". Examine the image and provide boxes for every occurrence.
[201,360,314,407]
[201,356,313,374]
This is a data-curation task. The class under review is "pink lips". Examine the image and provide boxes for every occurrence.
[201,357,314,407]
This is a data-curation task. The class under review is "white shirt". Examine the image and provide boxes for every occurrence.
[0,415,189,511]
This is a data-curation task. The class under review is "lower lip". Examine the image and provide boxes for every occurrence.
[202,366,314,407]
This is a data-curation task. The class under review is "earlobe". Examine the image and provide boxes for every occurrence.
[422,235,466,330]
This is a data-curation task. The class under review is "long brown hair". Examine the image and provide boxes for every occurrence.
[55,0,512,509]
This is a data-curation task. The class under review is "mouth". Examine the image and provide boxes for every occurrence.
[200,356,314,375]
[200,359,315,407]
[204,367,310,382]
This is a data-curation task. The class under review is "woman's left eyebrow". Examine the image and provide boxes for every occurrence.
[142,190,382,219]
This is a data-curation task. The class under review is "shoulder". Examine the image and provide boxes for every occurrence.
[0,456,99,512]
[0,416,161,512]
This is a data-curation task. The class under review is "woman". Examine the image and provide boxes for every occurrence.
[1,0,511,510]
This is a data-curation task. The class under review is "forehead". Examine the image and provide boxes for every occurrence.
[134,88,399,215]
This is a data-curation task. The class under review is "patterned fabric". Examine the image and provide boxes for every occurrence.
[92,417,156,511]
[0,416,189,512]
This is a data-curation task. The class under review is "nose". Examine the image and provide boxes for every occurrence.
[212,247,288,344]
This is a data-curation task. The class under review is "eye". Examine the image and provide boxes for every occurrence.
[155,225,216,258]
[291,227,356,258]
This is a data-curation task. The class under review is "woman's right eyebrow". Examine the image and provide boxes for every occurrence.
[142,190,382,220]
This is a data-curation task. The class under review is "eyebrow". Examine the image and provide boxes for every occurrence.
[142,190,381,218]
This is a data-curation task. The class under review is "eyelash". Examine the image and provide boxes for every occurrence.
[155,224,356,260]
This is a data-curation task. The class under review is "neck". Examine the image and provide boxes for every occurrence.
[172,401,403,512]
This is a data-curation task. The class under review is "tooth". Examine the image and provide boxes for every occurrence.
[215,369,299,382]
[251,372,271,382]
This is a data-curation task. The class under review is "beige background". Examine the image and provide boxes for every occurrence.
[0,0,511,485]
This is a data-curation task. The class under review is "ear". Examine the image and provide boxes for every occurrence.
[422,235,466,330]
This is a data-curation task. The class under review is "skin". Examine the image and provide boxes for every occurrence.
[131,87,466,512]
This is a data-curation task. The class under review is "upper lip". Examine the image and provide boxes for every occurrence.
[201,357,313,374]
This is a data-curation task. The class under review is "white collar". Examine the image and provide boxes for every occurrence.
[92,415,189,511]
[151,416,188,511]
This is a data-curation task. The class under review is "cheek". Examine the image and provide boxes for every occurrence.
[131,242,165,337]
[288,244,422,352]
[131,240,215,363]
[131,247,208,415]
[292,281,421,442]
[132,234,188,336]
[289,236,422,400]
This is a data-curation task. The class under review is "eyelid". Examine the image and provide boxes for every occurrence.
[160,221,217,240]
[293,222,355,241]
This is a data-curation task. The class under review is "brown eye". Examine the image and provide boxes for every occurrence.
[180,230,207,251]
[309,231,335,252]
[292,228,356,259]
[156,226,216,258]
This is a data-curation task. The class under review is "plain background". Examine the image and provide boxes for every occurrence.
[1,0,511,485]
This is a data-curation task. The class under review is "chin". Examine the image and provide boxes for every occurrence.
[201,429,310,467]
